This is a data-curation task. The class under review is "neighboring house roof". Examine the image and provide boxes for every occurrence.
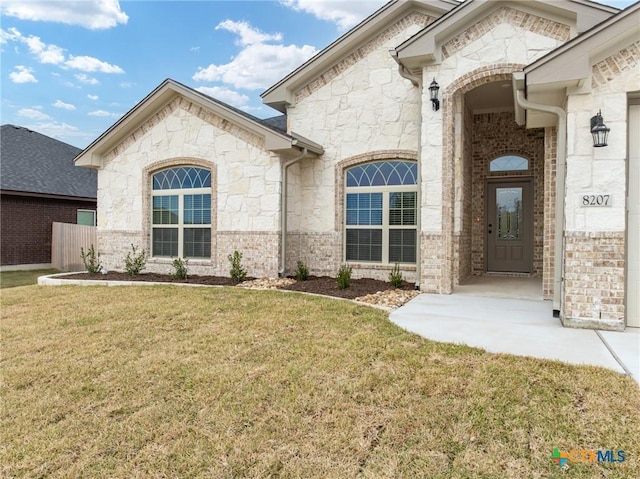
[75,79,322,169]
[261,0,459,112]
[1,124,97,200]
[394,0,618,73]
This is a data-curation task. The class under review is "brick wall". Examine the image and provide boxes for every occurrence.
[1,193,96,266]
[563,231,625,331]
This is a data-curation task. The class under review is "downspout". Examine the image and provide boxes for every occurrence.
[512,73,566,315]
[279,147,309,277]
[391,50,423,290]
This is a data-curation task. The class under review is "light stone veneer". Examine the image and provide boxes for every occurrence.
[560,40,640,329]
[97,98,283,277]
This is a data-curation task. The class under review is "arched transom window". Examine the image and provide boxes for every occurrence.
[151,166,211,258]
[345,160,417,264]
[489,155,529,172]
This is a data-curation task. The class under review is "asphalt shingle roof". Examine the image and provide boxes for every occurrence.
[1,124,97,199]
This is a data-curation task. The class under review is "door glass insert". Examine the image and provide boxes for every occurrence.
[496,187,522,240]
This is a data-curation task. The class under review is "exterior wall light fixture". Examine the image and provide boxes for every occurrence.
[590,110,610,147]
[429,78,440,111]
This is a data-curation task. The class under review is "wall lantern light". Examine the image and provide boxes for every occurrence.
[590,110,610,147]
[429,78,440,111]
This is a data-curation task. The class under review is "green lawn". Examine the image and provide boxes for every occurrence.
[2,285,639,478]
[0,268,59,289]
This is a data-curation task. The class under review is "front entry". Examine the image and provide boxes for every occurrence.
[486,179,533,273]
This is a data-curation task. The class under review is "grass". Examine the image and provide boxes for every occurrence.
[0,268,59,289]
[2,285,639,478]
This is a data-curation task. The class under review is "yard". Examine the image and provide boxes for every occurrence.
[2,284,639,478]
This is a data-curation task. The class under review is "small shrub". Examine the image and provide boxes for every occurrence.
[389,263,403,288]
[295,260,309,281]
[80,244,102,274]
[171,257,189,280]
[228,250,247,283]
[124,244,147,276]
[336,263,352,290]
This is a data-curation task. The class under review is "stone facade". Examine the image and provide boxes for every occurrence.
[97,98,283,277]
[560,37,640,329]
[87,1,638,330]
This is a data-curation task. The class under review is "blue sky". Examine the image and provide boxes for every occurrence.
[1,0,636,148]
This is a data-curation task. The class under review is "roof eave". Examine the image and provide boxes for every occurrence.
[525,3,640,87]
[75,79,320,167]
[261,0,458,110]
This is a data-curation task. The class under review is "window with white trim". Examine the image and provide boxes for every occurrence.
[151,166,211,258]
[344,160,417,264]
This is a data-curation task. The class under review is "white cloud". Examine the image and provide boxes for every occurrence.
[216,20,282,46]
[195,86,250,107]
[280,0,386,31]
[89,109,118,118]
[193,21,317,90]
[87,94,99,100]
[190,46,200,52]
[18,107,50,120]
[0,0,128,30]
[75,73,99,85]
[53,99,75,110]
[120,82,134,88]
[22,33,65,64]
[65,55,123,73]
[1,27,124,74]
[9,65,37,83]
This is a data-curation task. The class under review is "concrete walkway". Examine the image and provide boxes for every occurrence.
[390,293,640,384]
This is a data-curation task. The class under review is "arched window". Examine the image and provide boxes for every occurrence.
[489,155,529,172]
[151,166,211,258]
[345,160,417,264]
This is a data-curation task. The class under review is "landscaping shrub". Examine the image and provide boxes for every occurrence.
[171,257,189,280]
[124,244,147,276]
[228,250,247,283]
[80,244,102,274]
[295,260,309,281]
[389,263,403,288]
[336,263,352,290]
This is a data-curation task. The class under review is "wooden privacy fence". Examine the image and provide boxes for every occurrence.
[51,222,97,272]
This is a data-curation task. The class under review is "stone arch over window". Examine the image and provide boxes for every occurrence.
[142,158,217,262]
[335,151,418,265]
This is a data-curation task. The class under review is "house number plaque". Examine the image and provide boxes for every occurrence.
[581,194,612,207]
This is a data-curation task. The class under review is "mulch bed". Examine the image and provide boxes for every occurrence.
[281,276,415,300]
[58,272,415,300]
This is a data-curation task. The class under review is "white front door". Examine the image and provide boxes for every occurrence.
[627,103,640,328]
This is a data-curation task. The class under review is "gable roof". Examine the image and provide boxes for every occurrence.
[1,124,96,200]
[394,0,618,72]
[75,79,322,168]
[525,0,640,86]
[261,0,459,113]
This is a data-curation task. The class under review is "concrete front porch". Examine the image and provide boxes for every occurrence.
[455,275,542,300]
[390,289,639,384]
